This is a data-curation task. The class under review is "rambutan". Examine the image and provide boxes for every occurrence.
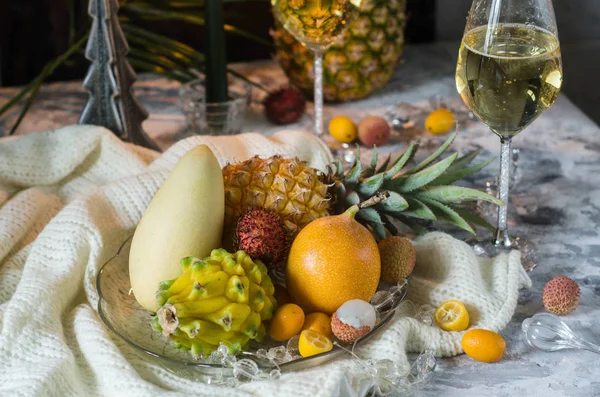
[263,87,306,125]
[542,276,580,316]
[233,207,290,266]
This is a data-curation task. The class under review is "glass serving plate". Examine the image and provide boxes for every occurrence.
[96,237,409,375]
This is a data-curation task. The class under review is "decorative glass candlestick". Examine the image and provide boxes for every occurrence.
[180,74,251,136]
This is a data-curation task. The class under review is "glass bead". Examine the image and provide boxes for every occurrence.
[374,359,398,379]
[255,348,268,360]
[269,369,282,380]
[221,353,237,368]
[286,335,300,356]
[217,344,230,356]
[232,358,260,382]
[415,304,435,326]
[415,349,436,381]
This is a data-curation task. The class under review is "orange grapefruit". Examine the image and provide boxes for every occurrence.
[286,205,381,315]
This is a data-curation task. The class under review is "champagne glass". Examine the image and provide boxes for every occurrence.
[272,0,360,136]
[455,0,562,262]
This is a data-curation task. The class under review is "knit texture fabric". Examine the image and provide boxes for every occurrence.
[0,126,531,397]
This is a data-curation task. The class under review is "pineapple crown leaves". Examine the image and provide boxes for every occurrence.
[332,131,501,239]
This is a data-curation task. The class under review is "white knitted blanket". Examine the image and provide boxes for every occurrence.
[0,126,531,397]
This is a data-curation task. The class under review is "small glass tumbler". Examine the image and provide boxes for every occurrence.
[180,74,251,136]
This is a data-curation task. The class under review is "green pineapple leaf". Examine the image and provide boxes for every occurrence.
[415,186,504,205]
[361,166,375,179]
[345,191,360,207]
[402,198,436,220]
[383,141,419,180]
[359,145,378,179]
[357,173,385,197]
[385,152,458,193]
[375,191,408,214]
[446,149,481,173]
[405,130,457,174]
[432,157,495,186]
[395,216,430,235]
[382,214,399,236]
[451,206,495,231]
[357,208,384,225]
[344,146,362,186]
[375,154,392,174]
[370,146,378,169]
[371,222,388,241]
[418,197,474,234]
[335,158,344,176]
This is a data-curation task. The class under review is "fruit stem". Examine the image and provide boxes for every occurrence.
[358,191,390,209]
[344,191,390,218]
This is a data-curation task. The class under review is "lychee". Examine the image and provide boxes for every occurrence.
[331,299,377,343]
[358,116,391,146]
[378,236,416,283]
[233,207,290,266]
[542,276,580,316]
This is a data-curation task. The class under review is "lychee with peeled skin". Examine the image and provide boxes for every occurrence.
[331,299,377,343]
[378,236,416,283]
[233,207,290,266]
[542,276,580,316]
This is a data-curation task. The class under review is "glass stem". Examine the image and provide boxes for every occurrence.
[493,137,512,248]
[314,51,324,136]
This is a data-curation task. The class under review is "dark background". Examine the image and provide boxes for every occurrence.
[1,0,598,125]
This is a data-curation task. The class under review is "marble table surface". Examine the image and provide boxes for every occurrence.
[1,43,600,396]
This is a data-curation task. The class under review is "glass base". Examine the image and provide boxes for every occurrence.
[466,233,539,272]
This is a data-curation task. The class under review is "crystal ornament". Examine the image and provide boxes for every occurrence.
[286,335,301,357]
[232,359,260,382]
[269,369,282,380]
[267,346,293,364]
[522,313,600,354]
[415,305,435,326]
[414,348,436,381]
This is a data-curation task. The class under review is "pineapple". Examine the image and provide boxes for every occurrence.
[272,0,406,102]
[222,132,502,239]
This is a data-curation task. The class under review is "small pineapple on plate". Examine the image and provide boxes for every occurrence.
[222,132,500,239]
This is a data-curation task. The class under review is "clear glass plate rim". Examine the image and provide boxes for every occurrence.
[95,236,407,371]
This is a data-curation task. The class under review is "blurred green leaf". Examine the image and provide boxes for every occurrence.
[418,197,474,234]
[416,186,504,206]
[128,48,197,80]
[5,33,89,134]
[405,131,457,174]
[128,58,190,82]
[122,3,273,47]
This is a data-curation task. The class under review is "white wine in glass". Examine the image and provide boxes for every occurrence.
[456,24,562,138]
[272,0,361,136]
[455,0,562,264]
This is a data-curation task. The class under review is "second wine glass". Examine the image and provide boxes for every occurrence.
[455,0,563,265]
[272,0,361,136]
